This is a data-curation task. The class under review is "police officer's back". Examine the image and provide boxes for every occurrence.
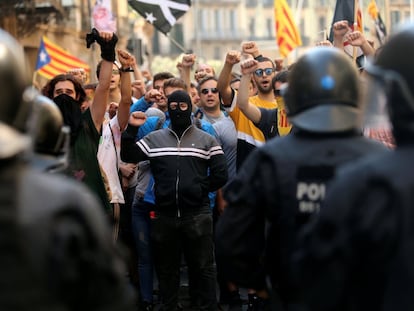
[215,47,387,309]
[0,29,134,310]
[294,24,414,311]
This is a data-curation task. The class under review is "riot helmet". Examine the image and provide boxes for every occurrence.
[364,23,414,145]
[283,47,360,133]
[0,28,32,132]
[29,95,70,172]
[0,29,34,159]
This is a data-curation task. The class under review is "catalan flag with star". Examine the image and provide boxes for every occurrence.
[274,0,302,58]
[35,36,90,80]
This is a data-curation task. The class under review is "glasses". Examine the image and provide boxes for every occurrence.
[254,68,274,77]
[169,102,189,110]
[200,88,219,95]
[112,69,120,75]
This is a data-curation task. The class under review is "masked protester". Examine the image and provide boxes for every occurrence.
[215,47,388,311]
[42,29,118,215]
[0,28,135,310]
[121,90,228,311]
[294,23,414,311]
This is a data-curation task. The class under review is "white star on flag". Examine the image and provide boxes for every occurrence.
[145,12,157,24]
[39,51,48,63]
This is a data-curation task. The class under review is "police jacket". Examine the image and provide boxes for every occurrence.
[121,124,228,216]
[215,128,387,302]
[294,145,414,311]
[0,156,135,310]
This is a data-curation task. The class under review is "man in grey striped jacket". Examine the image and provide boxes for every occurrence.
[121,90,228,311]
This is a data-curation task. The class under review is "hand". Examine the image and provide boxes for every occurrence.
[132,80,146,99]
[144,88,163,103]
[333,20,350,40]
[242,41,260,57]
[129,111,147,127]
[181,54,196,68]
[345,31,367,47]
[225,50,241,65]
[119,162,137,179]
[240,58,259,75]
[274,58,284,72]
[117,49,134,68]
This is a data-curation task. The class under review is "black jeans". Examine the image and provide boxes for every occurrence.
[151,212,217,311]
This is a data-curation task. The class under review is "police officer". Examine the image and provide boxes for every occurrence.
[215,46,387,310]
[293,24,414,311]
[0,28,135,310]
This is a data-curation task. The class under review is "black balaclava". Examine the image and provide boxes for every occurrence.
[53,94,82,145]
[168,90,192,138]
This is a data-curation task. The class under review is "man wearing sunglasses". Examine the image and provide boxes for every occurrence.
[217,42,277,170]
[236,58,292,143]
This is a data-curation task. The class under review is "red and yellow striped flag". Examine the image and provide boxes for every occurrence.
[35,36,90,80]
[274,0,302,58]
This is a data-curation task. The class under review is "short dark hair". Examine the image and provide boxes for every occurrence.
[255,56,276,69]
[153,72,174,84]
[163,77,186,90]
[197,75,217,92]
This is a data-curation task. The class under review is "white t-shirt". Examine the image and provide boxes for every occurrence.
[97,116,125,204]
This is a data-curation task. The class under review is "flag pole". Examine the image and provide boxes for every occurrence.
[164,33,187,53]
[352,0,358,63]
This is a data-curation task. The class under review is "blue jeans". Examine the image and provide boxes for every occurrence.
[132,198,155,303]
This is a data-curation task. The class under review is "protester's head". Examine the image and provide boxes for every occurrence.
[96,61,121,91]
[42,74,86,144]
[197,76,220,112]
[189,82,200,109]
[194,63,215,82]
[167,90,192,134]
[0,28,33,134]
[151,72,174,109]
[252,56,276,95]
[364,23,414,145]
[163,77,186,97]
[283,47,360,133]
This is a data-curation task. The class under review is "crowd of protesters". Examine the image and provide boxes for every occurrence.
[2,18,414,311]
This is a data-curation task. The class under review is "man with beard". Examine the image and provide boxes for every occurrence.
[42,29,118,215]
[217,41,277,169]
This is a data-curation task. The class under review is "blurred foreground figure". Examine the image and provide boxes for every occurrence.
[215,47,386,310]
[0,28,134,310]
[294,24,414,311]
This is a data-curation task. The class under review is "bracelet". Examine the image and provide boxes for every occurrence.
[120,67,134,72]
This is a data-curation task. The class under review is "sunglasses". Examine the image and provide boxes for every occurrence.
[254,68,274,77]
[200,87,219,95]
[112,69,120,75]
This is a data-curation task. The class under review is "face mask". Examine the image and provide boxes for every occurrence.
[53,94,82,145]
[167,90,193,136]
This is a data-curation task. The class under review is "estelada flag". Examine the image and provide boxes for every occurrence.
[274,0,302,58]
[129,0,191,35]
[35,36,90,80]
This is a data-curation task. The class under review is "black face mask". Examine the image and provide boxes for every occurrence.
[169,106,192,133]
[53,94,82,145]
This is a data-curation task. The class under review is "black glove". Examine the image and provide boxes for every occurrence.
[85,28,118,62]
